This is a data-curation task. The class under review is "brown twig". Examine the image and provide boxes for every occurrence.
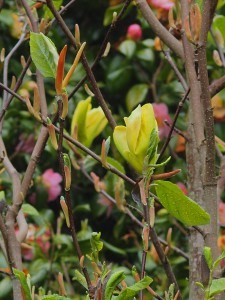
[135,0,184,59]
[158,88,190,160]
[68,0,132,100]
[45,0,117,130]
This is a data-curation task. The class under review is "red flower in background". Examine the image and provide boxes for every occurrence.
[176,182,188,195]
[219,202,225,226]
[127,24,142,41]
[42,169,62,201]
[16,224,51,261]
[152,103,172,139]
[147,0,174,10]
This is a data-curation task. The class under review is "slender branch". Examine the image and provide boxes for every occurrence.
[135,0,184,59]
[45,0,117,130]
[209,75,225,97]
[163,50,188,91]
[20,0,38,32]
[0,56,31,123]
[68,0,132,100]
[158,88,190,160]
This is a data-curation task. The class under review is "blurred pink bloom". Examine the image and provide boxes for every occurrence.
[16,224,51,260]
[176,182,188,195]
[152,103,172,139]
[42,169,62,201]
[16,134,35,154]
[147,0,174,10]
[219,202,225,226]
[127,24,142,41]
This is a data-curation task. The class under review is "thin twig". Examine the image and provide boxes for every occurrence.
[68,0,132,100]
[45,0,117,130]
[158,88,190,160]
[163,49,188,91]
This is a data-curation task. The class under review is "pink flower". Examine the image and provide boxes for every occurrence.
[42,169,62,201]
[147,0,174,10]
[152,103,172,139]
[16,224,51,260]
[219,202,225,226]
[127,24,142,41]
[176,182,188,195]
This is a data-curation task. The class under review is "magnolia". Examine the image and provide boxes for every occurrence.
[71,97,108,148]
[113,104,158,173]
[127,24,142,41]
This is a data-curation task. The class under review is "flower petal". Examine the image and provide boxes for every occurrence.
[125,105,142,154]
[71,97,92,142]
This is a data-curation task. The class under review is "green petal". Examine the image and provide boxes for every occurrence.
[71,97,92,143]
[85,107,108,147]
[125,105,142,154]
[113,126,143,173]
[135,104,157,157]
[113,126,129,157]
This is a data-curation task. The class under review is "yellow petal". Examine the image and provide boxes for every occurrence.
[113,126,143,173]
[71,97,92,143]
[136,104,157,156]
[125,105,142,154]
[84,107,108,147]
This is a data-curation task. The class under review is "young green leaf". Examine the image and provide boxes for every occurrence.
[155,180,210,226]
[209,278,225,296]
[90,232,103,262]
[118,40,136,59]
[13,268,32,300]
[104,271,126,300]
[213,250,225,270]
[126,84,149,112]
[115,276,153,300]
[168,283,175,300]
[72,270,88,290]
[204,247,213,270]
[30,32,59,78]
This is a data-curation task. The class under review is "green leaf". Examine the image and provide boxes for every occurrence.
[168,283,175,300]
[0,191,5,201]
[213,16,225,45]
[118,40,136,58]
[13,268,32,300]
[30,32,59,78]
[115,276,153,300]
[40,295,71,300]
[217,0,225,9]
[44,0,63,19]
[136,48,154,62]
[107,157,125,174]
[104,271,126,300]
[204,247,213,270]
[126,84,149,112]
[90,232,103,262]
[103,240,126,256]
[213,250,225,270]
[210,278,225,296]
[72,270,88,290]
[155,181,210,226]
[22,204,39,216]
